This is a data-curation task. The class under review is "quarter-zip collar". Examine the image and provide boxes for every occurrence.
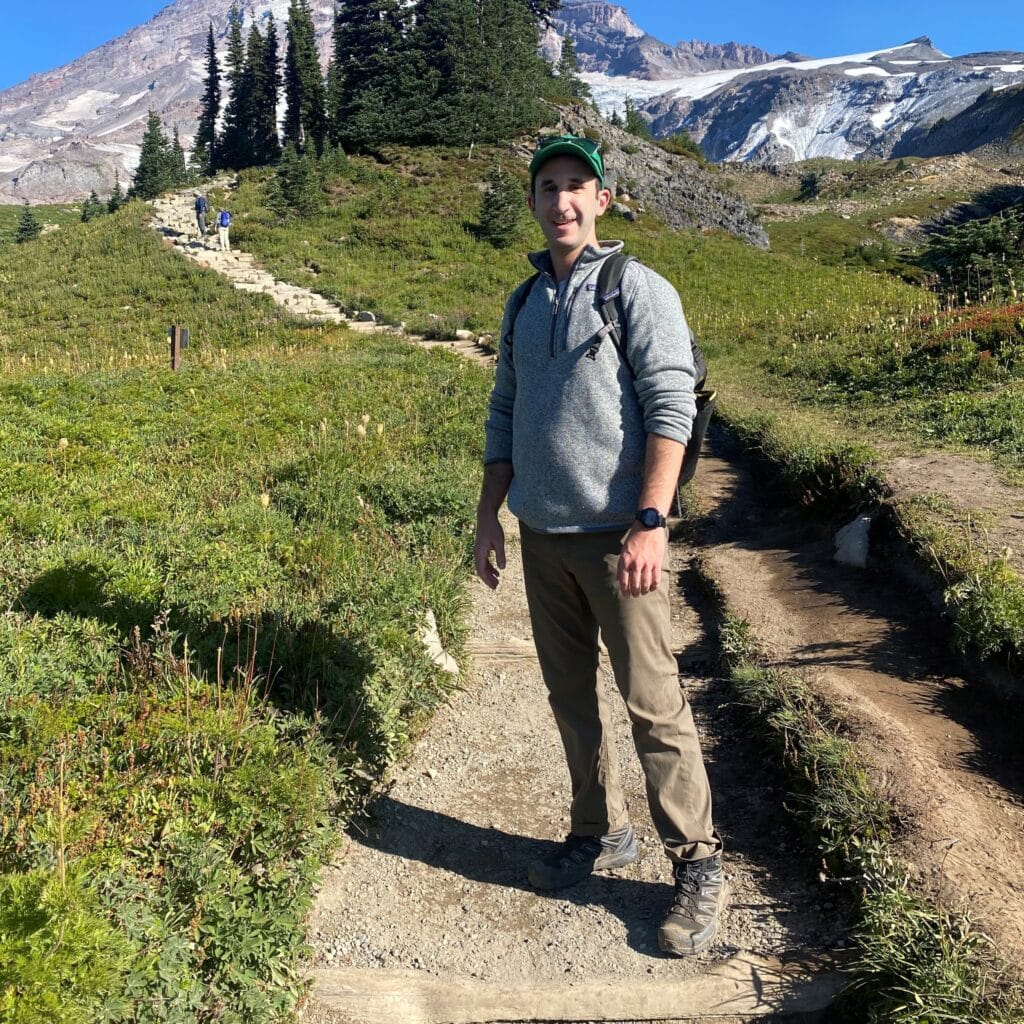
[527,241,625,359]
[528,240,625,283]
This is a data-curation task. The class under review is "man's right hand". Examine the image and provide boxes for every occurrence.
[474,512,506,590]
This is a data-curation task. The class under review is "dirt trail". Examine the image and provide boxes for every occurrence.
[148,184,495,364]
[302,513,850,1023]
[696,437,1024,962]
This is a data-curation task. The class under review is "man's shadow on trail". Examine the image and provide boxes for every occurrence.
[347,796,675,958]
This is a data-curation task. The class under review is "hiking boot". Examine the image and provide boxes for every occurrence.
[527,823,639,890]
[658,853,726,956]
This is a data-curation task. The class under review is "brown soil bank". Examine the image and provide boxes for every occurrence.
[696,435,1024,965]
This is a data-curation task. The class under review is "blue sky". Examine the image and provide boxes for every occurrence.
[2,0,1023,92]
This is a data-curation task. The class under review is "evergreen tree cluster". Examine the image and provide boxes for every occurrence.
[193,0,560,176]
[925,206,1024,302]
[129,111,190,200]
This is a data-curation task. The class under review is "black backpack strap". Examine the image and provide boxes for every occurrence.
[589,253,637,376]
[502,272,540,363]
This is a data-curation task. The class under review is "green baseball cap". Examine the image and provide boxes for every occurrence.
[529,133,605,187]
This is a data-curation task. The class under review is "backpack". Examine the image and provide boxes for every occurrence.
[195,196,207,214]
[503,253,716,512]
[219,210,231,227]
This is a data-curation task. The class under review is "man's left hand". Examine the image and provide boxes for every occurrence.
[617,524,667,597]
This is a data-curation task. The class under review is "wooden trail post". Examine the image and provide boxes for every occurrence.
[169,325,189,371]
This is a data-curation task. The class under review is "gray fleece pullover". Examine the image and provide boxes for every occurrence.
[484,242,698,533]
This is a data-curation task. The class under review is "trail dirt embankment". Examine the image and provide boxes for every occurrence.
[697,439,1024,962]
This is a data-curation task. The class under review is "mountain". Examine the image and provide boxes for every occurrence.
[2,0,1024,203]
[0,0,325,204]
[579,33,1024,165]
[540,1,784,79]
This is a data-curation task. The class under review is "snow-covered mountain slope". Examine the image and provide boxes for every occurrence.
[584,37,1024,164]
[0,0,326,203]
[2,0,1023,202]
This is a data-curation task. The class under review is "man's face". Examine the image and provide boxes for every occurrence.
[528,155,612,260]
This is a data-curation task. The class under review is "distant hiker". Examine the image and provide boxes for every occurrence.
[475,134,725,956]
[194,192,208,239]
[217,208,231,252]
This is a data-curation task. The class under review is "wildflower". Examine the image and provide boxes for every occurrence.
[360,413,370,425]
[356,495,365,509]
[376,422,384,436]
[356,423,367,438]
[58,438,69,449]
[260,493,270,508]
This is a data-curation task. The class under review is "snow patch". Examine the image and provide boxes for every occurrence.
[846,67,891,78]
[92,143,141,171]
[975,64,1024,72]
[0,155,37,174]
[120,90,151,107]
[586,41,937,113]
[870,100,897,129]
[31,90,120,130]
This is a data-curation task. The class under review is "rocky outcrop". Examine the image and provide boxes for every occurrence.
[892,82,1024,159]
[541,0,781,79]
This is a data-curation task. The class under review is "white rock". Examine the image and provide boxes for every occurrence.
[834,514,873,568]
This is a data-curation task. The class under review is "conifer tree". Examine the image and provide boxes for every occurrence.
[171,126,187,184]
[283,0,327,154]
[195,23,221,175]
[328,0,407,151]
[407,0,547,147]
[608,108,624,128]
[623,97,651,140]
[107,171,125,213]
[219,3,249,169]
[478,163,524,247]
[129,111,175,199]
[556,36,591,102]
[81,191,104,222]
[15,202,41,243]
[270,141,323,216]
[256,15,282,164]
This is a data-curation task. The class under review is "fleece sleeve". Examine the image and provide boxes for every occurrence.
[621,264,698,446]
[482,289,520,465]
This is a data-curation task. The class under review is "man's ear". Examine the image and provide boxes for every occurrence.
[596,185,612,216]
[527,190,536,214]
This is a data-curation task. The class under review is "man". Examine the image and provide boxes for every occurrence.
[194,192,208,240]
[475,134,725,956]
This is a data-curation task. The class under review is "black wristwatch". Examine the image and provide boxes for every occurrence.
[635,507,667,529]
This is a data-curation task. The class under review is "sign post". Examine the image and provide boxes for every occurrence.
[168,326,189,371]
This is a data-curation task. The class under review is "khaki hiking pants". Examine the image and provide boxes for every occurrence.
[519,523,720,864]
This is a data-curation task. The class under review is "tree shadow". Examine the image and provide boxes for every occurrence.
[16,558,389,770]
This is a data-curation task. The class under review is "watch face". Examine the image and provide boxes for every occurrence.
[639,508,661,528]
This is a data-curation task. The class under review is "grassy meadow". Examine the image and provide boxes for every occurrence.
[2,139,1022,1018]
[0,206,490,1020]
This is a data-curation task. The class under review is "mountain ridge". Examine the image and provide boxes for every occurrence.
[2,1,1023,203]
